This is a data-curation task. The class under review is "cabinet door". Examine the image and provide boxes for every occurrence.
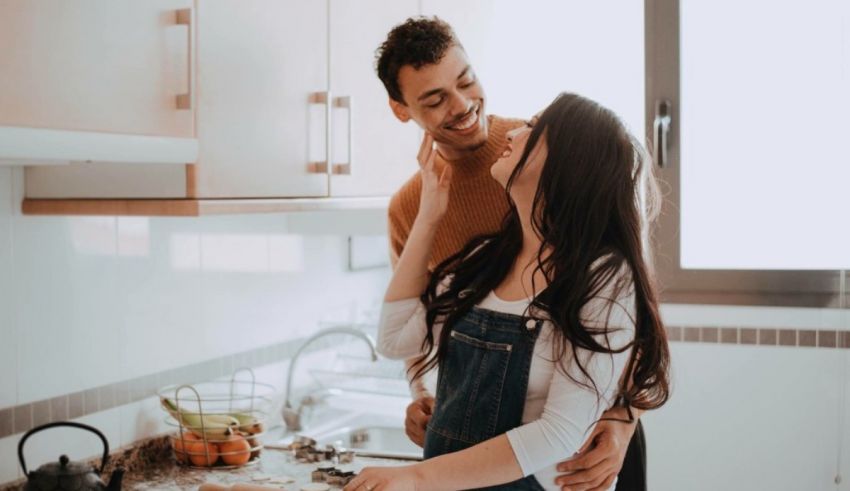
[6,0,195,199]
[327,0,421,197]
[194,0,329,198]
[0,0,193,137]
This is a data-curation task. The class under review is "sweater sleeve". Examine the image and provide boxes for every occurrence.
[506,281,637,476]
[376,276,450,359]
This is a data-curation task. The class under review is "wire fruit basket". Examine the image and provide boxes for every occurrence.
[158,368,275,469]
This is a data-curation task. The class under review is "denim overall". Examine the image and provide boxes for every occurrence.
[423,306,546,490]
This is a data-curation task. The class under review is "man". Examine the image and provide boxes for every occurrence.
[376,17,647,491]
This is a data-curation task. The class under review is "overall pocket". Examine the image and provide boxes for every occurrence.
[427,328,513,448]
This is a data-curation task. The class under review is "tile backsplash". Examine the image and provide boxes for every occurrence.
[0,167,392,482]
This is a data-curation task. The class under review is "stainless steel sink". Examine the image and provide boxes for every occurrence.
[266,407,424,461]
[312,425,422,461]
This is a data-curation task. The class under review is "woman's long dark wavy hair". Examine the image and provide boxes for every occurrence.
[411,93,670,415]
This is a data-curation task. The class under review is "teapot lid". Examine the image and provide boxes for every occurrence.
[37,455,94,476]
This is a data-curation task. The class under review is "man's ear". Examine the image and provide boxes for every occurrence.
[389,98,411,123]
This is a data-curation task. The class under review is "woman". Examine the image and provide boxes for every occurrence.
[345,93,670,491]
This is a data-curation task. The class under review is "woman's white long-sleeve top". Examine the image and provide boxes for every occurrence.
[377,270,636,491]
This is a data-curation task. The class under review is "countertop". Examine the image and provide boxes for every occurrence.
[2,434,411,491]
[125,449,410,490]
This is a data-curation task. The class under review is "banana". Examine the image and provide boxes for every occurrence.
[230,412,265,435]
[161,398,239,439]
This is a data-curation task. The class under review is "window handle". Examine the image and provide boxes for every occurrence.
[653,100,672,168]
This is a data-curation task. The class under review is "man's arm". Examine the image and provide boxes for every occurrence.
[386,139,441,448]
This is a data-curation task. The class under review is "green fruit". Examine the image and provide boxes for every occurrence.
[161,398,239,439]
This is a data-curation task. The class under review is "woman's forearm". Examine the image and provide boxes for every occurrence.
[384,217,439,302]
[413,434,524,490]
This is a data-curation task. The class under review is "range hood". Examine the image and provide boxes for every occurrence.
[0,126,198,166]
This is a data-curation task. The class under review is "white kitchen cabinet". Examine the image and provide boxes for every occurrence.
[1,0,196,199]
[16,0,425,211]
[0,0,194,137]
[327,0,420,197]
[196,0,419,199]
[193,0,329,198]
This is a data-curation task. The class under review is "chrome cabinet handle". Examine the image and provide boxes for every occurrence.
[175,8,193,110]
[332,95,353,175]
[308,91,332,175]
[653,100,672,168]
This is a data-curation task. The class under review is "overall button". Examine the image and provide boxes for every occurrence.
[525,319,537,330]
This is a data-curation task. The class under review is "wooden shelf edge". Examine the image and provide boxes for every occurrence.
[196,196,390,215]
[22,199,202,216]
[21,196,390,216]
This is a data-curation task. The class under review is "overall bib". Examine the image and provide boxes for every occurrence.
[423,306,546,490]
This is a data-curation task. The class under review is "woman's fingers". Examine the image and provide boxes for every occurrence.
[439,164,453,188]
[417,132,435,168]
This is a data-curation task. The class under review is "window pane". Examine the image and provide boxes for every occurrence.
[680,0,850,270]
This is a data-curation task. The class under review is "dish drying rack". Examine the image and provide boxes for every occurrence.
[307,352,410,398]
[158,367,275,469]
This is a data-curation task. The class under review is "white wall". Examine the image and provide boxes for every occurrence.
[647,305,850,491]
[0,166,391,483]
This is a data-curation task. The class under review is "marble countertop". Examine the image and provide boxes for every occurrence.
[2,434,411,491]
[125,447,410,491]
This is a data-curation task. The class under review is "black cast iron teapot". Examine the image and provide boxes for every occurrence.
[18,421,124,491]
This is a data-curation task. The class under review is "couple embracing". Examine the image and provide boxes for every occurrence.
[345,17,671,491]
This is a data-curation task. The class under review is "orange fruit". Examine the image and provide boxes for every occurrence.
[219,433,251,466]
[187,439,219,466]
[171,433,200,464]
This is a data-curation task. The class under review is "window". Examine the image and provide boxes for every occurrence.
[646,0,848,306]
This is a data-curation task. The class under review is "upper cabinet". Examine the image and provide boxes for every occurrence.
[327,0,420,198]
[194,0,329,198]
[2,0,196,200]
[194,0,419,199]
[0,0,194,137]
[7,0,421,211]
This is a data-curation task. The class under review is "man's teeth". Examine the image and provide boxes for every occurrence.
[450,110,478,130]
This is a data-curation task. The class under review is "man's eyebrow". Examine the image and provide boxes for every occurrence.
[416,65,472,102]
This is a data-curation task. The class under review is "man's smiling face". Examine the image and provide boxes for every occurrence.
[391,46,488,157]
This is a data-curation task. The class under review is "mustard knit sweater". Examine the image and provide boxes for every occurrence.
[388,115,525,269]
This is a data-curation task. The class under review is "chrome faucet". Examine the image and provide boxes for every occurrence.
[282,326,378,432]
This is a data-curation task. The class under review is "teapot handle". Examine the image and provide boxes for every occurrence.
[18,421,110,476]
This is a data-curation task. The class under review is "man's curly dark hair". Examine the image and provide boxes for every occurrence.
[375,17,462,105]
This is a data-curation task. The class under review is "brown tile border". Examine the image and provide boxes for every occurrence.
[720,328,738,344]
[677,326,848,350]
[740,328,758,345]
[701,327,719,343]
[779,329,797,346]
[0,408,12,437]
[799,330,817,347]
[818,330,837,348]
[666,326,682,342]
[759,329,777,345]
